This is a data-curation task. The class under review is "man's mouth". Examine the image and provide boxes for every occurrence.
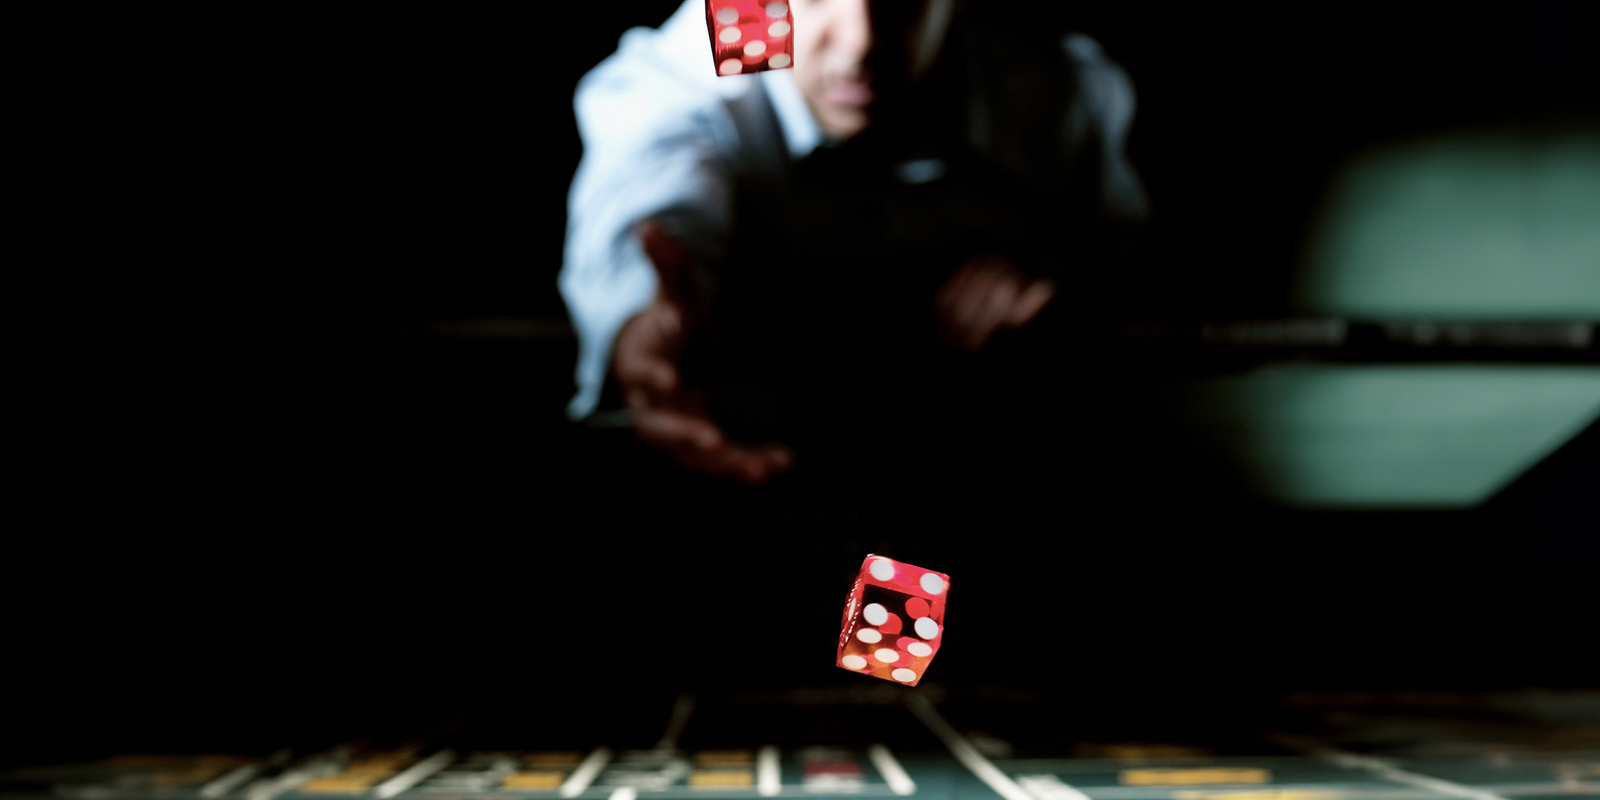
[824,78,874,108]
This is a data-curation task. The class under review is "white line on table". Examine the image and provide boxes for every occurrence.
[1478,783,1600,796]
[906,693,1044,800]
[868,743,917,796]
[656,693,696,750]
[1307,744,1515,800]
[560,746,614,798]
[242,745,348,800]
[758,744,782,796]
[199,763,261,799]
[373,749,456,799]
[609,788,638,800]
[1016,774,1094,800]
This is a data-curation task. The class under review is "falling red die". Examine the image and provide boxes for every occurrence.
[705,0,793,76]
[836,555,948,686]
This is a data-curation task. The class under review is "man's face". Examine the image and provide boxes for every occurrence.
[792,0,946,140]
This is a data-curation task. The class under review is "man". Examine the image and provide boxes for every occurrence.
[560,0,1147,485]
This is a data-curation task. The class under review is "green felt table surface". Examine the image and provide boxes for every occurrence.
[1177,363,1600,507]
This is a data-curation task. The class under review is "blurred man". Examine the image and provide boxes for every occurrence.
[560,0,1147,484]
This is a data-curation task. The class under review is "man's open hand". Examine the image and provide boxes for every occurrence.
[612,220,794,484]
[935,255,1056,351]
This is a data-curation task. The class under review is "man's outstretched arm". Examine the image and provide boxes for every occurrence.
[613,221,793,484]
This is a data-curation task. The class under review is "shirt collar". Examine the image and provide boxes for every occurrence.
[760,69,823,160]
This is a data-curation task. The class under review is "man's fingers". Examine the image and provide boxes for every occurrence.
[616,344,680,402]
[760,445,795,473]
[936,262,975,316]
[633,406,721,452]
[975,273,1020,338]
[631,406,794,484]
[951,269,1014,350]
[675,437,791,485]
[643,302,685,363]
[615,304,688,406]
[692,447,766,484]
[940,257,1026,350]
[1006,278,1056,327]
[649,359,679,397]
[690,444,793,485]
[949,269,991,333]
[940,257,1053,349]
[621,360,678,408]
[653,302,682,340]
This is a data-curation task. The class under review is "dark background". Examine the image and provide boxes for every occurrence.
[10,0,1597,758]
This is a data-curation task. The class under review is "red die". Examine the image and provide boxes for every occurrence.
[836,555,949,686]
[705,0,793,77]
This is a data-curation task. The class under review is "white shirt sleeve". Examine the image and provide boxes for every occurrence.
[559,0,740,420]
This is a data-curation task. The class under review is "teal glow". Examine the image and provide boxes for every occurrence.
[1183,365,1600,508]
[1295,133,1600,318]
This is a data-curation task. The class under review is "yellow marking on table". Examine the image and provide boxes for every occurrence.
[690,770,755,787]
[1122,768,1272,786]
[503,771,567,788]
[527,751,584,767]
[151,768,229,788]
[97,755,247,787]
[347,755,411,771]
[696,750,755,766]
[1176,790,1335,800]
[298,776,381,793]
